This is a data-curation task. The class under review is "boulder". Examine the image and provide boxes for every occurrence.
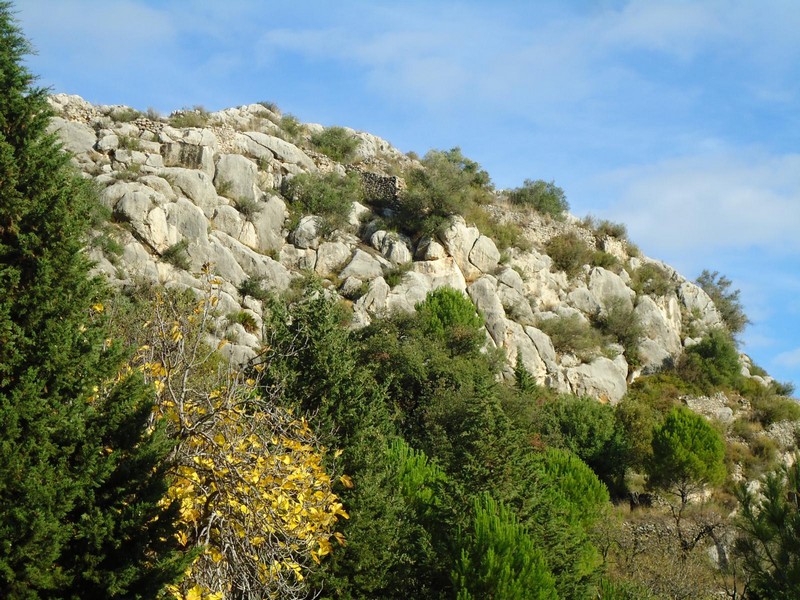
[678,281,724,331]
[587,267,635,314]
[504,320,548,383]
[411,258,467,292]
[48,117,96,155]
[166,198,209,243]
[356,276,390,316]
[564,355,628,404]
[160,167,220,218]
[161,142,215,177]
[211,231,291,291]
[634,295,683,373]
[291,216,322,250]
[415,238,448,261]
[233,131,316,172]
[370,230,413,264]
[214,154,258,202]
[386,271,432,314]
[468,235,501,274]
[339,249,387,280]
[438,216,481,280]
[279,244,317,271]
[248,195,287,253]
[315,242,352,277]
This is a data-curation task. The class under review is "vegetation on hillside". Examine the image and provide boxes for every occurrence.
[2,3,799,598]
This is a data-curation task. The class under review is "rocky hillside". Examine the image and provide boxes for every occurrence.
[49,93,775,405]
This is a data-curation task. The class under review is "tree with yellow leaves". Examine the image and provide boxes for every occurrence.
[118,275,348,600]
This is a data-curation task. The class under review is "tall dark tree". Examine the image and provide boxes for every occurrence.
[0,3,187,597]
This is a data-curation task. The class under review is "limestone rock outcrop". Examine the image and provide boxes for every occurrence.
[49,93,766,402]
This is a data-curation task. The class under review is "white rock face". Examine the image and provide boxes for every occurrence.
[215,154,258,202]
[48,117,96,155]
[439,217,482,280]
[315,242,352,277]
[678,281,723,331]
[370,230,413,264]
[587,267,635,314]
[53,93,747,400]
[564,355,629,405]
[291,216,322,250]
[635,295,683,373]
[233,131,316,172]
[340,249,387,280]
[469,235,501,274]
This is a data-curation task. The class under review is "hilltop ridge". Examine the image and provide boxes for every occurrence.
[47,92,778,406]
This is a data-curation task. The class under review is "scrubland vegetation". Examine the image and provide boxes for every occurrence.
[1,4,798,599]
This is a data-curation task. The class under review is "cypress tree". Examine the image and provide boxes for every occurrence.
[0,3,187,596]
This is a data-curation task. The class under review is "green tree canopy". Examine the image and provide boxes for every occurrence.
[696,269,750,335]
[452,493,558,600]
[734,456,800,599]
[507,179,569,218]
[647,407,726,505]
[0,3,186,596]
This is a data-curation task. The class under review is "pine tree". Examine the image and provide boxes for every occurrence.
[0,3,187,596]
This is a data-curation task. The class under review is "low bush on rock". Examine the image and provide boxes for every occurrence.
[507,179,569,219]
[544,232,593,278]
[282,171,363,233]
[310,126,360,162]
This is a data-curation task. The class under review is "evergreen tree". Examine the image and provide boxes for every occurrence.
[735,457,800,599]
[452,493,557,600]
[0,4,186,596]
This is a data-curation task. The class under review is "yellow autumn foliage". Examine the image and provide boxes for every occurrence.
[129,274,347,600]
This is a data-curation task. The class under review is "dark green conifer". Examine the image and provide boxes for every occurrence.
[0,3,187,596]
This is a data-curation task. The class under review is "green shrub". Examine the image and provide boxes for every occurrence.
[394,147,493,237]
[415,286,484,354]
[215,178,234,198]
[238,276,270,301]
[647,406,726,503]
[591,250,621,271]
[535,396,628,492]
[507,179,569,219]
[582,216,628,241]
[695,270,750,335]
[168,106,210,128]
[750,394,800,426]
[112,162,142,181]
[279,114,303,138]
[112,107,143,122]
[160,239,190,270]
[282,171,363,232]
[310,126,359,162]
[544,232,593,277]
[117,134,141,151]
[677,329,742,392]
[536,314,605,360]
[463,204,531,251]
[234,197,261,220]
[91,230,124,264]
[624,372,695,412]
[384,262,412,287]
[594,298,643,366]
[227,310,259,334]
[451,493,558,600]
[257,100,280,113]
[630,263,673,296]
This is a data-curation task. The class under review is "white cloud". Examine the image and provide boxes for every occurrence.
[601,150,800,260]
[775,348,800,368]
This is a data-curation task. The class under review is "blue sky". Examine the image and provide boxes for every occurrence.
[17,1,800,393]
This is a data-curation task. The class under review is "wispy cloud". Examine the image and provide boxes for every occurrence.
[775,348,800,369]
[601,150,800,260]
